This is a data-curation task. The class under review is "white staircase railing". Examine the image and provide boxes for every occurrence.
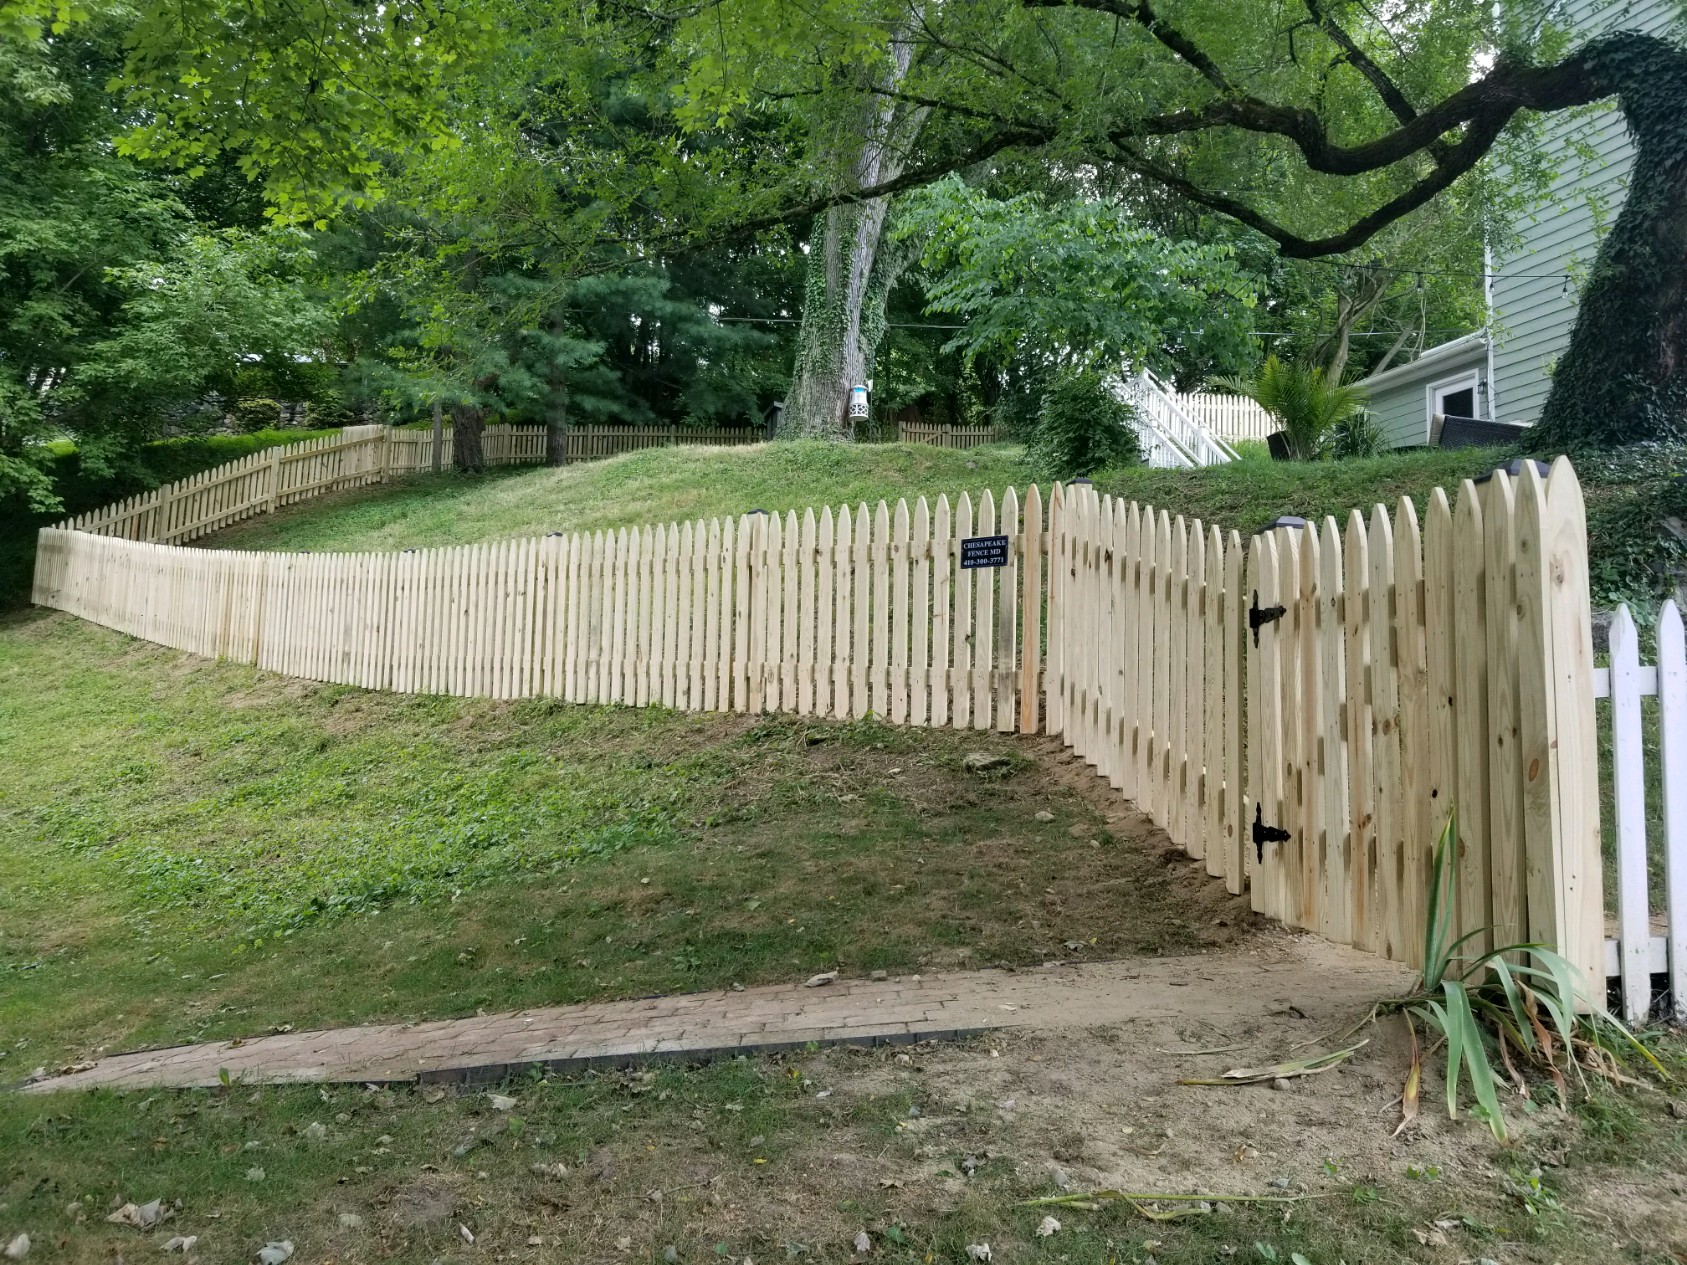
[1117,369,1240,469]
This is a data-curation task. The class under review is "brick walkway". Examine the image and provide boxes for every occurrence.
[22,939,1410,1093]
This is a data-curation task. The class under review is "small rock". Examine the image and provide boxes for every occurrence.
[1271,1077,1294,1092]
[1051,1167,1071,1190]
[852,1231,872,1254]
[1033,811,1055,823]
[246,1167,266,1183]
[894,1053,912,1067]
[804,971,839,988]
[869,970,888,982]
[965,1246,991,1263]
[961,752,1011,775]
[256,1243,294,1265]
[3,1234,28,1261]
[663,1247,679,1264]
[906,1105,921,1118]
[528,1237,544,1248]
[530,1162,568,1179]
[960,1155,979,1176]
[1670,1100,1687,1121]
[1035,1217,1060,1238]
[487,1093,517,1111]
[304,1121,328,1142]
[338,1214,364,1230]
[1268,1177,1291,1190]
[459,1224,475,1245]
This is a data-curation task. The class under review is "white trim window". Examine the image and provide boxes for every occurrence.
[1426,371,1482,424]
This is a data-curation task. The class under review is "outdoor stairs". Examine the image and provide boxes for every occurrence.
[1119,368,1238,468]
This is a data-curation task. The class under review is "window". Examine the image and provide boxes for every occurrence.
[1427,371,1482,424]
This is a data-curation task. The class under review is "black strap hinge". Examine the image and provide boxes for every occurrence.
[1252,804,1290,863]
[1248,590,1286,646]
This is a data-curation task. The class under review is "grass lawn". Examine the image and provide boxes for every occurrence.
[8,438,1686,1265]
[206,441,1037,554]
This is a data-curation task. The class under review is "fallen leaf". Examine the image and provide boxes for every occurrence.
[1035,1217,1060,1238]
[256,1242,294,1265]
[107,1201,169,1231]
[1411,1227,1448,1248]
[805,972,839,988]
[160,1236,197,1254]
[852,1231,871,1254]
[965,1246,992,1262]
[487,1094,517,1111]
[3,1234,28,1260]
[459,1224,475,1245]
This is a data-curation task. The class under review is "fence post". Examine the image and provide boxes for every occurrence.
[265,446,284,514]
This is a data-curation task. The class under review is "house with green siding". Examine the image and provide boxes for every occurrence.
[1357,0,1681,447]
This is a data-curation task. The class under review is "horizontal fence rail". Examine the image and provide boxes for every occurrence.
[35,448,1621,1001]
[1596,601,1687,1022]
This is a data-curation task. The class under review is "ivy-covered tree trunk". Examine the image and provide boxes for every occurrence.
[784,202,899,438]
[1536,36,1687,447]
[780,33,926,440]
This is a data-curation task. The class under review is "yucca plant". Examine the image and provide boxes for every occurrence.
[1212,356,1369,460]
[1380,811,1665,1141]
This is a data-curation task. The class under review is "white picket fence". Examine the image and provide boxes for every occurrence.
[1175,392,1279,442]
[1597,601,1687,1021]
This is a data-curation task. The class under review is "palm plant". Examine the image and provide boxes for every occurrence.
[1212,356,1369,460]
[1380,812,1665,1141]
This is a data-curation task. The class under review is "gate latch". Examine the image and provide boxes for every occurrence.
[1252,804,1290,862]
[1248,590,1286,646]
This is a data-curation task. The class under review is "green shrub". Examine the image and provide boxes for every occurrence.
[231,397,282,432]
[1027,370,1141,479]
[1329,412,1388,459]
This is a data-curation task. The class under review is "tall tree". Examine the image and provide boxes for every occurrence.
[93,0,1687,446]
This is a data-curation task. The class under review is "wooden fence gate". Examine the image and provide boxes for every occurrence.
[34,451,1619,1001]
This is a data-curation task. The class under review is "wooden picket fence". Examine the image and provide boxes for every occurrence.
[51,424,767,545]
[898,420,1009,449]
[1048,464,1603,994]
[1598,601,1687,1021]
[34,457,1615,996]
[35,488,1042,730]
[385,423,762,472]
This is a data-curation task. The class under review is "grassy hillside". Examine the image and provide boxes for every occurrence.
[210,440,1037,553]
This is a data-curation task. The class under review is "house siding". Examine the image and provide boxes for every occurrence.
[1364,342,1490,448]
[1489,0,1682,425]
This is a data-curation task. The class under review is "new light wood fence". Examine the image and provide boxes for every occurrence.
[1047,464,1603,993]
[1598,601,1687,1021]
[34,456,1612,994]
[52,424,766,545]
[385,423,763,472]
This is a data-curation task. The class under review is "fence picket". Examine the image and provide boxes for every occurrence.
[932,496,952,728]
[952,493,973,729]
[1610,605,1651,1020]
[1343,511,1376,951]
[1319,517,1352,945]
[1657,601,1687,1020]
[1452,483,1493,959]
[892,499,911,724]
[911,498,931,727]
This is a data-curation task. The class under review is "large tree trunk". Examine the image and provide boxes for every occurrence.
[781,29,927,440]
[784,201,896,438]
[1536,36,1687,447]
[452,402,486,471]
